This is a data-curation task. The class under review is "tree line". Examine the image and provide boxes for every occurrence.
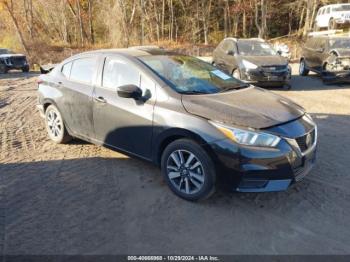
[0,0,348,53]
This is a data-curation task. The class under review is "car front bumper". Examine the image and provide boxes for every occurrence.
[210,115,317,193]
[322,70,350,84]
[335,18,350,24]
[240,67,291,86]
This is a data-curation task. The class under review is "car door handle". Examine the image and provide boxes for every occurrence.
[94,96,107,103]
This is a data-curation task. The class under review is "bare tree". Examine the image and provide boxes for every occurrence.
[255,0,268,39]
[1,0,29,52]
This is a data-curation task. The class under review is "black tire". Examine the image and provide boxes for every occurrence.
[45,105,72,144]
[299,59,309,76]
[232,68,241,79]
[161,139,216,201]
[0,65,8,74]
[328,18,336,30]
[22,66,30,73]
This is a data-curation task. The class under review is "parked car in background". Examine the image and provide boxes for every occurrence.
[314,4,350,30]
[0,48,29,73]
[299,35,350,83]
[212,38,291,88]
[37,47,317,201]
[274,42,291,60]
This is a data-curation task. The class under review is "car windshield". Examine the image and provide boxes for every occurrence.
[0,49,12,55]
[139,55,247,94]
[329,38,350,49]
[237,40,277,56]
[332,5,350,11]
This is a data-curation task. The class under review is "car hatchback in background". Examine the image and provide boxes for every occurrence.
[37,47,317,201]
[213,38,291,88]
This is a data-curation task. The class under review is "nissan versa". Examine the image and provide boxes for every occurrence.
[37,47,317,201]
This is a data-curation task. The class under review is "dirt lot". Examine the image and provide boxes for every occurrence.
[1,64,350,255]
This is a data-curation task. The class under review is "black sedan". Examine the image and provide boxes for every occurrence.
[37,47,317,201]
[213,38,291,87]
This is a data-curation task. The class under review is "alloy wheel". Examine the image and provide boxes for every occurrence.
[47,109,63,138]
[166,150,205,195]
[299,60,304,74]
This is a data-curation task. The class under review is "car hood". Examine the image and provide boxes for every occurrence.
[331,48,350,57]
[181,86,305,129]
[240,55,288,67]
[0,54,26,58]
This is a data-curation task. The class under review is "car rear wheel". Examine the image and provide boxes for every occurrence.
[161,139,216,201]
[45,105,72,144]
[299,59,309,76]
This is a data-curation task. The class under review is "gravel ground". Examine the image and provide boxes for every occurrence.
[0,64,350,255]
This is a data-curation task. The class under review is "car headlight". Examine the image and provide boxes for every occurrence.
[210,122,281,147]
[242,60,258,69]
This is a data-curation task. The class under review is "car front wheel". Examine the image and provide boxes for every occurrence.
[45,105,72,144]
[299,59,309,76]
[328,18,336,30]
[22,66,29,73]
[232,68,241,79]
[161,139,216,201]
[0,65,8,74]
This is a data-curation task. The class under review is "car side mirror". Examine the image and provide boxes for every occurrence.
[117,84,142,99]
[226,50,235,56]
[277,50,282,56]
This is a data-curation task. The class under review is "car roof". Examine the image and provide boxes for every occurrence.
[74,47,179,58]
[310,35,350,40]
[320,4,350,9]
[222,37,265,42]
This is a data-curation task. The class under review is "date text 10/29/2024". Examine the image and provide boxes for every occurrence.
[127,256,220,261]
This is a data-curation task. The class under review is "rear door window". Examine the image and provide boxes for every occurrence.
[70,57,96,84]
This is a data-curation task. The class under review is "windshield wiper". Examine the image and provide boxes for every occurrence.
[180,90,207,95]
[219,84,249,93]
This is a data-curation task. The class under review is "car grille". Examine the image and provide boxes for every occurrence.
[262,65,287,72]
[294,164,313,182]
[295,129,316,153]
[10,57,26,66]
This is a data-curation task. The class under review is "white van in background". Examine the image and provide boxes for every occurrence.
[315,4,350,30]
